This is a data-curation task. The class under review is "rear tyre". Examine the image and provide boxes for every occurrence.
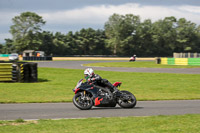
[117,90,137,108]
[73,92,93,110]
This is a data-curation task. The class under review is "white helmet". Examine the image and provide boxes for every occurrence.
[84,68,94,79]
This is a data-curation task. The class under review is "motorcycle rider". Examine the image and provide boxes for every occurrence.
[84,68,118,93]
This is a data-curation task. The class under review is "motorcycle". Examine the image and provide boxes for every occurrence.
[72,79,137,110]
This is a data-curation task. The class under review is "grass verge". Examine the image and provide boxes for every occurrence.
[83,61,200,68]
[0,114,200,133]
[0,68,200,103]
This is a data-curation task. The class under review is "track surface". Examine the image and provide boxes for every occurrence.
[1,100,200,120]
[1,60,200,120]
[37,61,200,74]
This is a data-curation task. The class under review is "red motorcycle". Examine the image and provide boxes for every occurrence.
[72,79,137,110]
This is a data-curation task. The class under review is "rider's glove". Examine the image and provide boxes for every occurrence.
[88,78,95,82]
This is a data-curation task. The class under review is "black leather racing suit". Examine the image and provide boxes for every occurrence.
[87,74,115,92]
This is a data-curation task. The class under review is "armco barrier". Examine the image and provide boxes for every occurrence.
[161,58,200,65]
[0,62,37,82]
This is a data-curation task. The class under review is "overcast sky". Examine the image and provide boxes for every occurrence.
[0,0,200,43]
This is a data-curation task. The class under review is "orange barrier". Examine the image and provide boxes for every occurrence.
[0,57,9,61]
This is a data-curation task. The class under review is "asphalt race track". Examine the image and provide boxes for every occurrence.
[37,61,200,74]
[1,100,200,120]
[1,60,200,120]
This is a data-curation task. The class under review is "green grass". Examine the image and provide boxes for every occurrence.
[0,114,200,133]
[83,61,200,68]
[0,68,200,103]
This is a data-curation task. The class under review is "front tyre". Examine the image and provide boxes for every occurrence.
[73,92,93,110]
[117,90,137,108]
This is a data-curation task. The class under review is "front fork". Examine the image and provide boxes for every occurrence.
[80,91,86,98]
[81,91,91,101]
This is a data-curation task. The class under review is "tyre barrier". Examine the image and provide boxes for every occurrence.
[23,56,52,61]
[0,61,37,82]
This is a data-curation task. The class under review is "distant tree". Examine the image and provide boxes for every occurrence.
[74,28,108,55]
[65,31,78,55]
[150,16,177,56]
[10,12,45,52]
[133,19,154,56]
[0,43,3,53]
[2,39,15,54]
[74,28,93,55]
[53,32,71,55]
[175,18,200,53]
[104,14,140,55]
[38,31,55,55]
[93,29,110,55]
[6,12,200,57]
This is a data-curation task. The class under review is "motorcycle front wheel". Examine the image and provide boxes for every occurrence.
[73,92,93,110]
[117,90,137,108]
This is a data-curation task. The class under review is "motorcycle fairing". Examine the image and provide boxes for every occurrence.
[74,83,100,98]
[95,97,103,106]
[74,88,80,94]
[113,82,122,87]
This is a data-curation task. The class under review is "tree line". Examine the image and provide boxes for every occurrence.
[0,12,200,57]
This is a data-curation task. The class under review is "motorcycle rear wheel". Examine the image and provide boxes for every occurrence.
[117,90,137,108]
[73,92,93,110]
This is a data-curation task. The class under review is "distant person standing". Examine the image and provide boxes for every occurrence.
[129,55,136,62]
